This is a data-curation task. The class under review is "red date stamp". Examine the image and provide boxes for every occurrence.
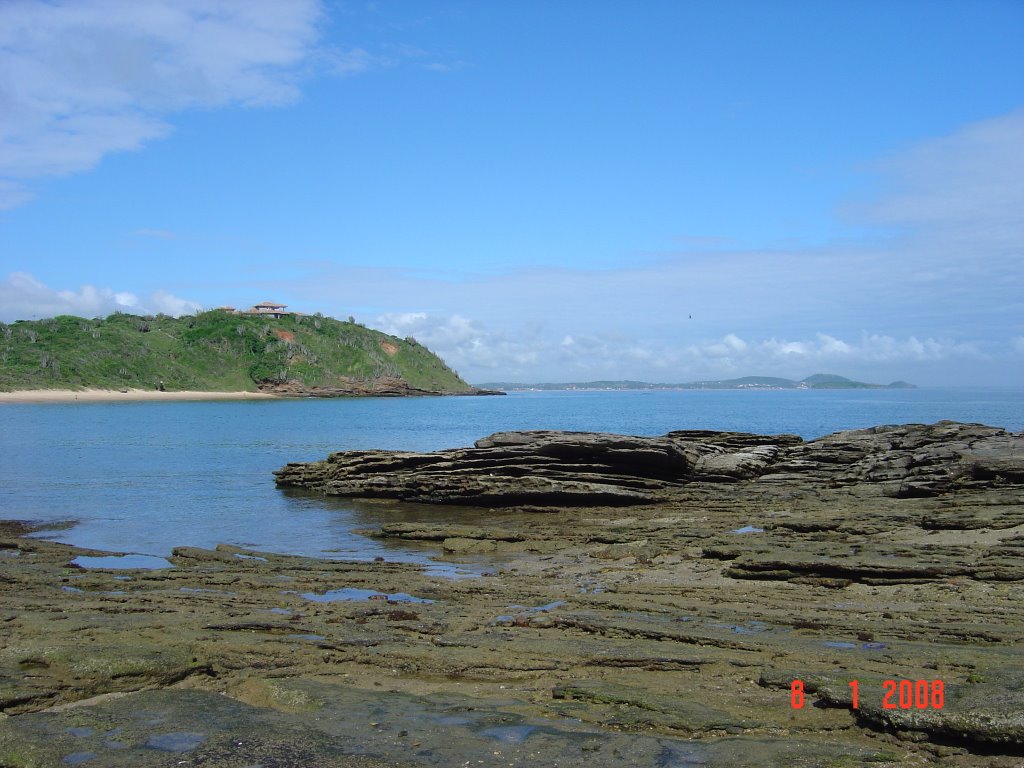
[790,679,944,710]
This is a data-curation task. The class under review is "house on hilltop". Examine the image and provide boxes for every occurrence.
[246,301,291,319]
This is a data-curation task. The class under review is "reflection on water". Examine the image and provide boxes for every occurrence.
[298,587,434,603]
[71,554,175,570]
[51,492,499,577]
[306,493,505,526]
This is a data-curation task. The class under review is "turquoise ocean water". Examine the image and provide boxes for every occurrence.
[1,388,1021,564]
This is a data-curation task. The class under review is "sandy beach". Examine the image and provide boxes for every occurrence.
[0,388,276,404]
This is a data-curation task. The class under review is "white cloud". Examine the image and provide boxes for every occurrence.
[816,334,851,356]
[149,289,202,316]
[723,333,747,352]
[0,179,36,209]
[849,110,1024,250]
[374,312,538,374]
[0,272,201,321]
[319,47,379,76]
[0,0,329,207]
[367,311,986,384]
[422,60,469,74]
[672,333,977,378]
[706,333,748,357]
[375,312,475,347]
[298,110,1021,385]
[759,339,810,358]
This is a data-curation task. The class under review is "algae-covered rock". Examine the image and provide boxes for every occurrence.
[4,422,1024,766]
[854,670,1024,749]
[0,684,902,768]
[0,644,205,714]
[552,680,756,734]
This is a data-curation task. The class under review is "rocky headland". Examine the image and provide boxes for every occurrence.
[2,421,1023,767]
[0,310,489,398]
[257,377,504,398]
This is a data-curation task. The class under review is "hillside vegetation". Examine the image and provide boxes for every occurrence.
[0,311,473,393]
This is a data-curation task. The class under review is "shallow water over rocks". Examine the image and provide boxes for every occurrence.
[70,554,174,570]
[4,684,894,768]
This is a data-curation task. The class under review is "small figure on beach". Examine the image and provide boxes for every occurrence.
[157,380,165,392]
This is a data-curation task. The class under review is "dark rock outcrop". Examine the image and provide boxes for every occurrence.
[258,377,504,398]
[279,433,667,506]
[275,421,1022,507]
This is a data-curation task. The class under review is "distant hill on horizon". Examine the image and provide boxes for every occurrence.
[478,373,916,391]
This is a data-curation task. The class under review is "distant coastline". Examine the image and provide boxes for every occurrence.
[479,373,916,392]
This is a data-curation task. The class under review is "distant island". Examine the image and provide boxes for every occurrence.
[479,373,916,391]
[0,303,496,397]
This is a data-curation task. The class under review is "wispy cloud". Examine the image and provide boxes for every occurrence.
[847,109,1024,250]
[422,60,469,74]
[316,46,381,76]
[341,109,1023,384]
[0,0,333,207]
[0,272,201,321]
[263,108,1010,385]
[374,312,540,376]
[372,311,992,383]
[0,179,35,210]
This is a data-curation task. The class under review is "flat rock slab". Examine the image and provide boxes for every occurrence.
[0,683,898,768]
[0,688,391,768]
[551,679,757,733]
[760,669,1024,753]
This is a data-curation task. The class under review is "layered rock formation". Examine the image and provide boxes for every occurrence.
[275,421,1023,505]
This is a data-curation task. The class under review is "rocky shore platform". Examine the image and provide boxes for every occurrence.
[2,421,1023,767]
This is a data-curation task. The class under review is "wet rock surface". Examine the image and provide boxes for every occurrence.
[274,420,1022,505]
[3,421,1024,766]
[273,428,808,506]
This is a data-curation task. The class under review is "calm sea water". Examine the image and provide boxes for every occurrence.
[2,388,1021,566]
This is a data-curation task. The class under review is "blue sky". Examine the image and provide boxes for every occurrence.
[1,0,1022,385]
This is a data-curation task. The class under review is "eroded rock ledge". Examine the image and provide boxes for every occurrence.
[275,421,1024,506]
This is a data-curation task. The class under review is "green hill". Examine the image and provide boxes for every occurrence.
[798,373,914,389]
[0,310,475,394]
